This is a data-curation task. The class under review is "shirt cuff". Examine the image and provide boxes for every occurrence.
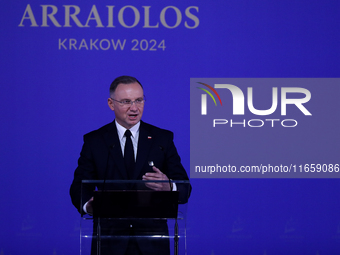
[83,201,89,214]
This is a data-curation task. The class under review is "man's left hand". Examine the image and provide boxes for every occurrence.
[142,166,171,191]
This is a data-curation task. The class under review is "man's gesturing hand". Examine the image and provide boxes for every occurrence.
[142,166,171,191]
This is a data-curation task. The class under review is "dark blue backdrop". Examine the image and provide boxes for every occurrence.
[1,0,339,254]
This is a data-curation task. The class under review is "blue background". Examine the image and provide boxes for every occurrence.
[1,0,339,254]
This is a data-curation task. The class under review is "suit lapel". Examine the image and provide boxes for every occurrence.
[103,121,128,179]
[134,122,152,179]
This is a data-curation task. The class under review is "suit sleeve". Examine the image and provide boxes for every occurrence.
[70,134,98,214]
[162,131,192,203]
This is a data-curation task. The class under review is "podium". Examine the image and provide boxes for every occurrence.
[80,180,191,255]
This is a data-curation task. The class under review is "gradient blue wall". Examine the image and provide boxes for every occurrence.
[1,1,339,254]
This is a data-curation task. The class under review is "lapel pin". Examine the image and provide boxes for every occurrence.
[148,136,152,139]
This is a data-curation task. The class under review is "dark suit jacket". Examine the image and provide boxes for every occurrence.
[70,120,191,255]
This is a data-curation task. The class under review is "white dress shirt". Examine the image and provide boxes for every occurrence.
[115,121,140,160]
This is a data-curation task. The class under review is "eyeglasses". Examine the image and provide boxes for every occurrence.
[110,97,145,107]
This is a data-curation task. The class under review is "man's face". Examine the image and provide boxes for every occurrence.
[108,82,144,129]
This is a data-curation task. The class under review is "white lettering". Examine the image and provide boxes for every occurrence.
[201,94,207,115]
[90,39,99,50]
[106,6,115,27]
[79,39,89,50]
[63,5,83,27]
[212,118,298,127]
[281,87,312,115]
[84,5,104,27]
[69,39,77,50]
[111,39,126,50]
[143,6,159,28]
[230,119,246,127]
[185,6,199,29]
[214,84,245,115]
[160,6,182,29]
[265,119,280,127]
[19,4,38,27]
[118,6,140,28]
[248,87,278,115]
[247,119,264,127]
[19,5,200,29]
[281,119,298,127]
[99,39,110,50]
[213,119,228,127]
[41,5,61,27]
[58,38,67,50]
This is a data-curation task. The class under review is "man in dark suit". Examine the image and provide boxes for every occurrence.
[70,76,191,255]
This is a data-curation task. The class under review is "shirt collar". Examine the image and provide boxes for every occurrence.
[115,121,140,140]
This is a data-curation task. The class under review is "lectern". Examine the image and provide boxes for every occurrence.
[80,180,190,255]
